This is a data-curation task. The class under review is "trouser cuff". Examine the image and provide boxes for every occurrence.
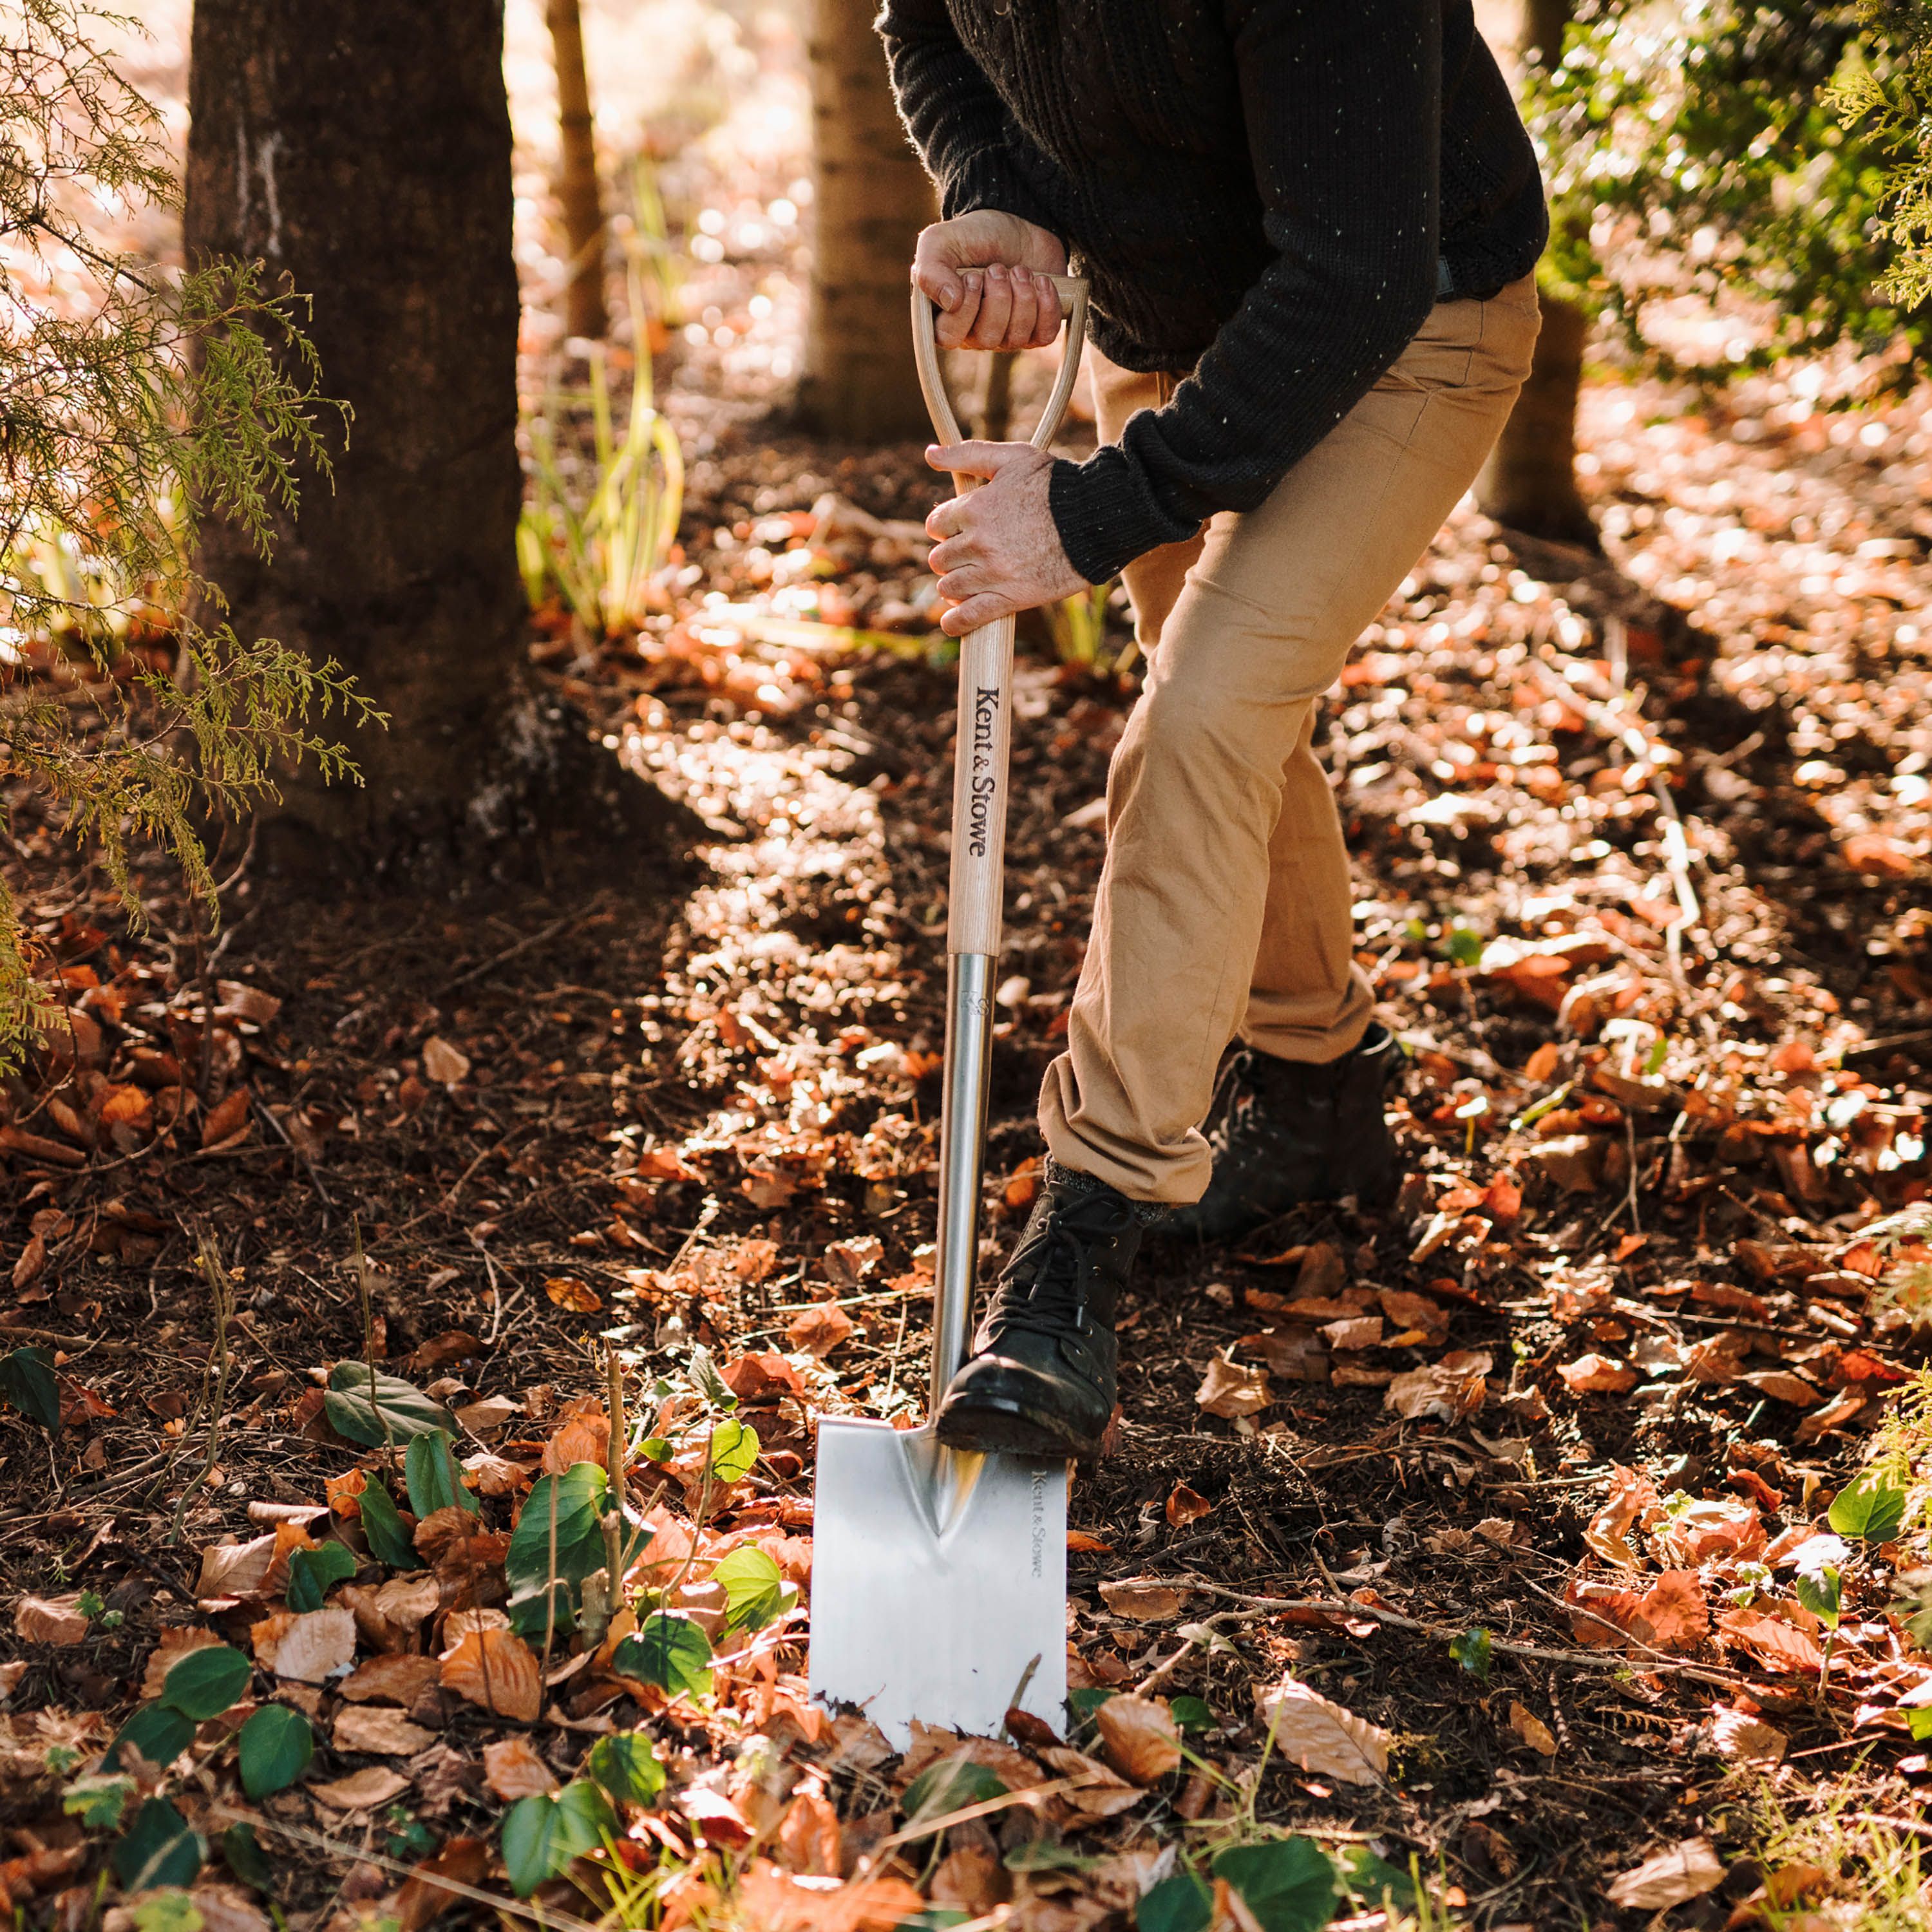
[1043,1154,1175,1226]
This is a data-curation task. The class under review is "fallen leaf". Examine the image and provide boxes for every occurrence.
[483,1736,559,1801]
[311,1766,412,1812]
[338,1654,443,1705]
[1321,1315,1383,1352]
[1254,1676,1390,1785]
[1377,1288,1449,1339]
[202,1085,253,1149]
[787,1305,856,1358]
[251,1605,357,1682]
[197,1532,280,1599]
[1195,1356,1270,1419]
[395,1838,490,1932]
[1095,1694,1182,1785]
[824,1236,882,1285]
[1038,1745,1144,1821]
[422,1037,471,1085]
[1507,1701,1557,1757]
[776,1782,842,1877]
[733,1861,927,1932]
[1651,1497,1765,1567]
[334,1706,437,1756]
[1584,1465,1660,1569]
[1707,1707,1788,1764]
[439,1626,542,1721]
[1383,1349,1492,1422]
[544,1276,601,1314]
[723,1352,806,1403]
[542,1410,611,1475]
[1558,1352,1636,1394]
[1604,1837,1725,1911]
[1164,1482,1213,1528]
[1716,1607,1828,1674]
[14,1593,89,1646]
[140,1627,225,1699]
[1631,1570,1708,1654]
[1099,1579,1191,1622]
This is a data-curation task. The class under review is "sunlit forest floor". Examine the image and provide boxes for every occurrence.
[3,4,1932,1929]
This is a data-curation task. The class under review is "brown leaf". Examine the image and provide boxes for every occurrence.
[786,1304,856,1357]
[1164,1482,1213,1529]
[1377,1288,1448,1340]
[1737,1368,1821,1408]
[733,1862,927,1932]
[1651,1497,1766,1568]
[334,1706,437,1756]
[542,1408,611,1475]
[1604,1838,1725,1911]
[1557,1352,1636,1394]
[311,1766,411,1812]
[395,1839,490,1932]
[201,1085,253,1150]
[422,1037,471,1085]
[14,1593,90,1646]
[1707,1707,1788,1764]
[1383,1349,1492,1422]
[140,1627,225,1700]
[824,1236,882,1285]
[339,1654,443,1705]
[776,1781,842,1877]
[439,1626,542,1721]
[251,1605,356,1682]
[544,1275,601,1314]
[482,1736,558,1801]
[1195,1356,1270,1419]
[1321,1315,1383,1352]
[1095,1694,1182,1785]
[1037,1745,1144,1821]
[1253,1676,1390,1784]
[197,1531,280,1599]
[1099,1579,1191,1622]
[723,1352,806,1403]
[327,1468,368,1517]
[1507,1701,1557,1757]
[1582,1464,1659,1569]
[1715,1607,1827,1675]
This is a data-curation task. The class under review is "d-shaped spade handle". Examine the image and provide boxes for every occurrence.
[910,270,1092,457]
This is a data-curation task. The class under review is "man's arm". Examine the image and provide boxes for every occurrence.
[875,0,1061,240]
[1047,0,1444,584]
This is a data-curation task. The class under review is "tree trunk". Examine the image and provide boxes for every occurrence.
[547,0,609,342]
[796,0,935,440]
[184,1,679,882]
[1475,0,1598,547]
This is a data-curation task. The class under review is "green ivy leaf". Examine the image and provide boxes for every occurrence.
[705,1418,759,1484]
[0,1347,60,1431]
[1168,1695,1215,1733]
[158,1644,251,1721]
[221,1822,274,1891]
[64,1772,136,1830]
[612,1614,713,1700]
[1448,1627,1493,1680]
[900,1757,1007,1840]
[1828,1468,1910,1545]
[501,1781,616,1897]
[108,1704,195,1774]
[238,1703,314,1797]
[323,1362,457,1447]
[286,1541,359,1613]
[1211,1839,1337,1932]
[404,1428,477,1519]
[585,1732,665,1806]
[1137,1871,1211,1932]
[713,1546,791,1631]
[112,1798,205,1892]
[357,1481,419,1569]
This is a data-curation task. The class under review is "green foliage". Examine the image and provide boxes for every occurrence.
[506,1462,649,1638]
[236,1703,314,1797]
[355,1480,418,1570]
[1209,1841,1337,1932]
[285,1540,357,1611]
[1448,1627,1493,1679]
[64,1770,136,1828]
[712,1544,793,1632]
[1168,1694,1215,1732]
[157,1643,249,1720]
[323,1363,457,1446]
[0,1,373,1068]
[220,1822,272,1891]
[1043,582,1128,674]
[0,1345,60,1429]
[612,1613,714,1700]
[1835,1,1932,308]
[900,1757,1008,1840]
[585,1731,666,1807]
[1138,1871,1210,1932]
[404,1426,477,1519]
[112,1797,204,1891]
[705,1417,760,1485]
[1533,1,1930,370]
[109,1703,194,1773]
[501,1781,615,1897]
[1830,1464,1911,1542]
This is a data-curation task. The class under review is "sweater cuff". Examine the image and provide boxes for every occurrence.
[1048,449,1194,585]
[940,146,1059,242]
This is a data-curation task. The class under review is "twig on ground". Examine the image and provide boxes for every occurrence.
[167,1227,234,1546]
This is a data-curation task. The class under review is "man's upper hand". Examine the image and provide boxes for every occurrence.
[913,211,1069,352]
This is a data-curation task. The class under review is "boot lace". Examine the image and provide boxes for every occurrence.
[983,1191,1135,1340]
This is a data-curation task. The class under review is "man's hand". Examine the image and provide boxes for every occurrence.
[925,440,1088,634]
[914,211,1068,352]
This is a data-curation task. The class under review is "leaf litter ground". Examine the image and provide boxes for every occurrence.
[6,12,1932,1932]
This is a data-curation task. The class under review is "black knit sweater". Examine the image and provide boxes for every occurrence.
[876,0,1548,582]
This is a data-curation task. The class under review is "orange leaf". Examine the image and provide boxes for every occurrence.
[396,1839,489,1932]
[544,1276,601,1314]
[786,1305,855,1358]
[483,1736,558,1801]
[1095,1694,1182,1784]
[439,1626,542,1721]
[1164,1482,1214,1528]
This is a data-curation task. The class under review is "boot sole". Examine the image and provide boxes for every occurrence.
[934,1394,1100,1460]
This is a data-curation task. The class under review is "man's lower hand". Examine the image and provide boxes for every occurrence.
[913,211,1068,352]
[925,440,1088,634]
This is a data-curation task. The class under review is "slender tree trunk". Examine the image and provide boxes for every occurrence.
[547,0,609,341]
[796,0,935,440]
[1476,0,1598,547]
[184,0,677,880]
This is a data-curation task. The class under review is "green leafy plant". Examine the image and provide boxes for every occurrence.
[1830,1464,1912,1543]
[355,1479,417,1569]
[1043,581,1128,673]
[0,1,375,1067]
[111,1798,204,1891]
[285,1541,357,1611]
[501,1780,616,1897]
[585,1732,666,1808]
[156,1644,251,1720]
[612,1612,713,1700]
[0,1346,59,1429]
[506,1462,649,1638]
[323,1363,457,1446]
[404,1426,477,1518]
[236,1703,314,1797]
[1448,1627,1493,1680]
[712,1544,794,1633]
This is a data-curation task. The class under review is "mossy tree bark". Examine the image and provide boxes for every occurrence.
[184,0,680,881]
[547,0,609,342]
[1475,0,1599,547]
[796,0,936,440]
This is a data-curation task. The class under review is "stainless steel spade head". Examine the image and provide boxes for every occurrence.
[808,1419,1067,1747]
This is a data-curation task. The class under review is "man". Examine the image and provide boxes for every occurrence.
[876,0,1546,1457]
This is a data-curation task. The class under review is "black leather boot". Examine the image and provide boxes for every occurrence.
[934,1159,1156,1459]
[1170,1024,1403,1242]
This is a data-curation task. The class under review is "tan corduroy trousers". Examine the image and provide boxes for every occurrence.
[1039,274,1541,1202]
